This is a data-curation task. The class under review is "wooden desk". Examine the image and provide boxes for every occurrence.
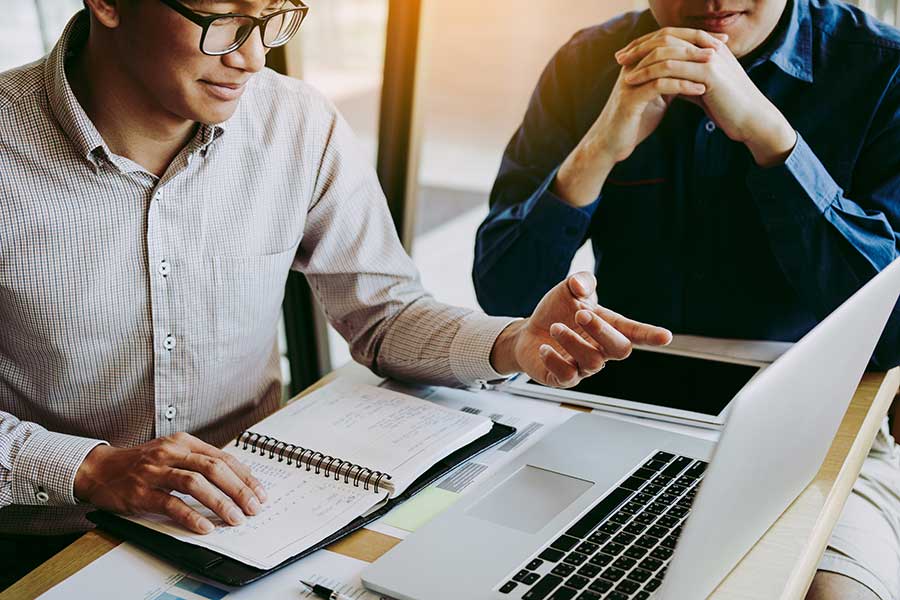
[4,367,898,600]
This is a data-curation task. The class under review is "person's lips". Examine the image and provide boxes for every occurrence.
[686,11,746,32]
[200,80,247,101]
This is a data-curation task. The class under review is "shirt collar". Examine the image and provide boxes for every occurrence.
[45,11,227,168]
[748,0,814,83]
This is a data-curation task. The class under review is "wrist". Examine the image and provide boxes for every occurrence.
[490,319,526,375]
[553,138,618,208]
[744,106,797,168]
[74,444,113,502]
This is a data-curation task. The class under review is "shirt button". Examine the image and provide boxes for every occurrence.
[163,335,177,351]
[35,490,49,503]
[165,405,177,420]
[704,120,716,133]
[158,260,171,277]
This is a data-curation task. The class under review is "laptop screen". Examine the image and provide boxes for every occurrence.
[535,349,760,417]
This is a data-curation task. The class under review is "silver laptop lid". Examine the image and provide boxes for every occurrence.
[658,257,900,599]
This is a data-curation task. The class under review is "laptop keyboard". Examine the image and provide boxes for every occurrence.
[496,451,707,600]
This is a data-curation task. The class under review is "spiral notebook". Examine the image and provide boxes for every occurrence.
[89,380,514,584]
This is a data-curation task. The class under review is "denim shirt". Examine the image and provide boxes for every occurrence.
[474,0,900,367]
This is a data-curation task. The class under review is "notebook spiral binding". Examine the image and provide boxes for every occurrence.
[234,430,394,494]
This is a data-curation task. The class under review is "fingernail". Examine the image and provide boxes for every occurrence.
[248,497,261,514]
[539,345,551,357]
[549,323,564,337]
[227,506,245,525]
[254,486,267,503]
[198,518,214,534]
[575,310,592,326]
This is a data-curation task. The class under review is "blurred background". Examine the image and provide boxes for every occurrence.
[4,0,898,393]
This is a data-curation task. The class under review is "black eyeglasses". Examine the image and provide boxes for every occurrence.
[159,0,309,56]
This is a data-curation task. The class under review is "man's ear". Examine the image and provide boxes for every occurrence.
[83,0,122,29]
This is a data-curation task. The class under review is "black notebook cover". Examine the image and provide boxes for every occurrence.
[87,421,515,586]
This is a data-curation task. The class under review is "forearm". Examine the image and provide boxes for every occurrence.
[553,135,618,208]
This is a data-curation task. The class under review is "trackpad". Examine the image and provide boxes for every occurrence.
[466,465,593,534]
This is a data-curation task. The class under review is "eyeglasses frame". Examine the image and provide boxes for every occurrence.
[157,0,309,56]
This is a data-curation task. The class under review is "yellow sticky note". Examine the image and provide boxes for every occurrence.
[381,486,461,532]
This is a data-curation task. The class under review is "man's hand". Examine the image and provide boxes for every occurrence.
[617,27,797,167]
[553,28,723,207]
[491,272,672,388]
[74,432,267,534]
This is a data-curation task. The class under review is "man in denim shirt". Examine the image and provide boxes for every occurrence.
[474,1,900,598]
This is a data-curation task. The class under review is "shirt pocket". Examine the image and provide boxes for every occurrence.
[211,246,296,362]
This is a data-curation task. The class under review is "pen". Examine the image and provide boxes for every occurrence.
[300,580,355,600]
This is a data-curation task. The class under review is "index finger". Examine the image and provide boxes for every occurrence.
[592,305,673,346]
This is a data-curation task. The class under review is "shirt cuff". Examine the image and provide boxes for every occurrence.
[522,168,600,244]
[746,132,843,227]
[11,429,108,506]
[449,313,520,386]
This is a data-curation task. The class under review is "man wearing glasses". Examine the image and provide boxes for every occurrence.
[0,0,676,589]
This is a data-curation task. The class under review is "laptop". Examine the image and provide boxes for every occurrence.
[362,258,900,600]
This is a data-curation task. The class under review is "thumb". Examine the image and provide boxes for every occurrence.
[567,271,596,300]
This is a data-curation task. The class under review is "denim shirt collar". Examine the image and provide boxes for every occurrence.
[748,0,814,83]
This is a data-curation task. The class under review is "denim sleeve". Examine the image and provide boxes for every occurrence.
[747,129,900,368]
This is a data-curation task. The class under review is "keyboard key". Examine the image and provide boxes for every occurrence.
[598,521,621,535]
[602,542,625,556]
[565,575,590,590]
[601,566,626,582]
[633,467,657,480]
[610,512,631,525]
[616,579,640,594]
[575,541,598,555]
[627,568,652,583]
[662,456,693,478]
[635,592,651,600]
[587,531,611,545]
[624,545,648,559]
[635,534,659,549]
[577,564,601,578]
[657,515,680,529]
[566,487,632,538]
[563,552,588,566]
[551,535,580,552]
[514,570,532,583]
[612,532,636,545]
[651,546,673,560]
[539,548,565,562]
[619,476,646,492]
[639,557,663,572]
[620,502,642,515]
[643,458,668,471]
[524,573,540,585]
[552,563,576,577]
[684,461,708,479]
[648,525,669,538]
[588,578,613,593]
[668,484,687,495]
[645,577,663,591]
[643,483,664,495]
[613,556,636,570]
[607,592,629,600]
[659,493,680,504]
[499,581,518,594]
[523,574,564,600]
[588,553,613,567]
[661,534,679,549]
[634,512,656,525]
[652,451,675,462]
[548,586,578,600]
[527,559,544,571]
[668,506,689,519]
[645,502,668,515]
[624,522,647,535]
[577,592,602,600]
[633,493,654,505]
